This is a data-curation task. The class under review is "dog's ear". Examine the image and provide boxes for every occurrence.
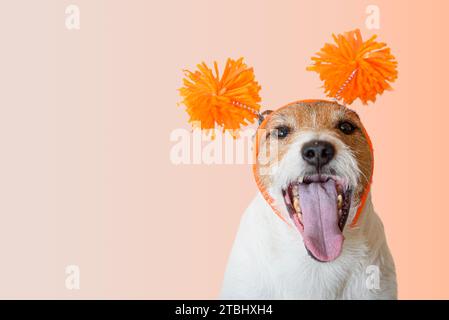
[258,110,273,125]
[253,110,273,143]
[345,108,360,120]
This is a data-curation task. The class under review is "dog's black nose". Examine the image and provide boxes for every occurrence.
[301,140,335,169]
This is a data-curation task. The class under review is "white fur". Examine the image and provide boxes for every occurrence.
[220,193,397,299]
[220,130,397,300]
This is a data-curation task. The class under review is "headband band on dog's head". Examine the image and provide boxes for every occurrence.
[178,29,397,227]
[179,29,397,133]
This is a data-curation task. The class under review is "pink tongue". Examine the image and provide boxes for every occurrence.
[298,179,343,262]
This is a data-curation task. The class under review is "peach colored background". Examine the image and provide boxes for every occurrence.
[0,0,447,299]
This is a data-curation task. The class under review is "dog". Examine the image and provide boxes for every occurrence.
[220,100,397,299]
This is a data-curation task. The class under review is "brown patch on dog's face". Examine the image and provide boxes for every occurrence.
[256,100,373,210]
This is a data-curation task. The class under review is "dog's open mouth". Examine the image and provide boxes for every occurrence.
[282,174,352,262]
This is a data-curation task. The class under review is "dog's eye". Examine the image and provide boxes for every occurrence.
[338,121,356,135]
[274,126,291,139]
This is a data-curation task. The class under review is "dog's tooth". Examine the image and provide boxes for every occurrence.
[337,194,343,209]
[293,197,301,214]
[293,197,299,211]
[292,184,299,196]
[298,176,304,184]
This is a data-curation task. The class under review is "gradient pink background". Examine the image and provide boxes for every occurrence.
[0,0,447,299]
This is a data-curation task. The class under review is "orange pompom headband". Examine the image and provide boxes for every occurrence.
[179,57,262,137]
[179,29,397,131]
[307,29,397,105]
[178,29,397,227]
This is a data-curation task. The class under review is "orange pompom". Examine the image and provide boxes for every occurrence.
[307,29,398,105]
[179,58,261,135]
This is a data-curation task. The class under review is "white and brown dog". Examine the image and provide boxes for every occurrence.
[221,100,397,299]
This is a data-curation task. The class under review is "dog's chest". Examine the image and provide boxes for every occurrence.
[265,249,365,299]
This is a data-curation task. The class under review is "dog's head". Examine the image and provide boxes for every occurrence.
[254,100,373,262]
